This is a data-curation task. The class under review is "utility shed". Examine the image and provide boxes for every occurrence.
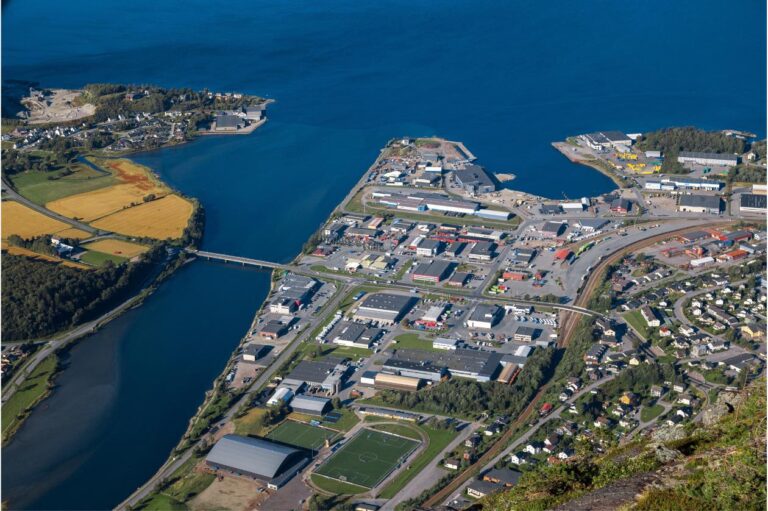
[206,435,307,486]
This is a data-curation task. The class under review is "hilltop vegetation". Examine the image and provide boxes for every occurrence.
[636,127,747,174]
[481,383,766,511]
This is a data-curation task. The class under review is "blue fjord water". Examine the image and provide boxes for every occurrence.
[2,0,765,508]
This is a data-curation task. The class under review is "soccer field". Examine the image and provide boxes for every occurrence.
[265,421,337,450]
[314,428,420,489]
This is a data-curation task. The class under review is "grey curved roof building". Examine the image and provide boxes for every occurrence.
[206,434,307,485]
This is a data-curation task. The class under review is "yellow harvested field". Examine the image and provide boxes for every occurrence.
[2,201,71,239]
[3,245,90,270]
[53,228,91,239]
[46,159,170,221]
[91,195,193,239]
[83,239,149,258]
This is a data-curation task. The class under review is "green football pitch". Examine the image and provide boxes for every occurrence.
[314,428,420,489]
[266,421,337,450]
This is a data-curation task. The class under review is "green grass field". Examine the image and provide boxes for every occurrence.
[10,164,117,205]
[640,403,665,422]
[79,250,128,267]
[378,425,457,498]
[266,420,337,450]
[2,355,58,441]
[315,428,420,489]
[370,422,421,440]
[623,310,650,339]
[392,333,437,351]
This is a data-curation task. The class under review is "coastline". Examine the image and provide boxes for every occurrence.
[551,141,626,190]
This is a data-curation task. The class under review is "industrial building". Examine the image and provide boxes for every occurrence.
[382,348,502,382]
[283,357,349,394]
[509,248,536,264]
[661,177,722,191]
[453,165,498,193]
[468,241,496,261]
[214,114,245,131]
[290,394,332,416]
[416,305,447,328]
[677,152,739,167]
[740,193,767,213]
[610,198,632,214]
[513,326,541,342]
[467,304,503,329]
[205,435,308,489]
[353,293,416,325]
[243,344,270,362]
[416,238,444,257]
[576,218,609,232]
[374,372,424,391]
[539,221,566,238]
[580,131,632,151]
[448,271,470,287]
[332,321,383,349]
[677,195,722,214]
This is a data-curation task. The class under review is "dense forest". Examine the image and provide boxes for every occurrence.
[1,247,163,341]
[636,127,747,174]
[375,347,555,419]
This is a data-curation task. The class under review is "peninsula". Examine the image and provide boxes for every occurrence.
[1,83,269,444]
[119,133,766,511]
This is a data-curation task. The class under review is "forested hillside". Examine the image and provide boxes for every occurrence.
[1,249,161,341]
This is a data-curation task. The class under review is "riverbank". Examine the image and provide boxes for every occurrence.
[1,252,196,445]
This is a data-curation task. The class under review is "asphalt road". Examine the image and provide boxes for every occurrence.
[1,176,101,234]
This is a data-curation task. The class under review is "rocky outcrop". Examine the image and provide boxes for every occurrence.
[700,391,743,427]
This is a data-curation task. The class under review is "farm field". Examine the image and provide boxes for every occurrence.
[3,245,89,269]
[265,421,337,450]
[79,250,128,267]
[9,163,117,205]
[91,194,193,239]
[46,158,170,221]
[314,428,419,490]
[2,200,74,239]
[82,239,149,258]
[53,228,91,239]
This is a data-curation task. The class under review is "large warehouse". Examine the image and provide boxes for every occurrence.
[677,151,739,167]
[290,394,332,416]
[454,165,498,194]
[205,435,308,489]
[412,259,456,283]
[677,194,722,214]
[353,293,416,325]
[740,193,767,213]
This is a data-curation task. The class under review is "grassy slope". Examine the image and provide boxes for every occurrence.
[482,383,766,511]
[2,354,58,442]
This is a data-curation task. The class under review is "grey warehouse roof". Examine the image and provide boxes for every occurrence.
[206,435,302,479]
[359,293,414,313]
[679,194,722,209]
[291,394,331,413]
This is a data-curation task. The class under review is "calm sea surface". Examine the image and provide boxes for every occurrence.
[2,0,765,508]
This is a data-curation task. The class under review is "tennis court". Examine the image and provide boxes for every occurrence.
[314,428,420,489]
